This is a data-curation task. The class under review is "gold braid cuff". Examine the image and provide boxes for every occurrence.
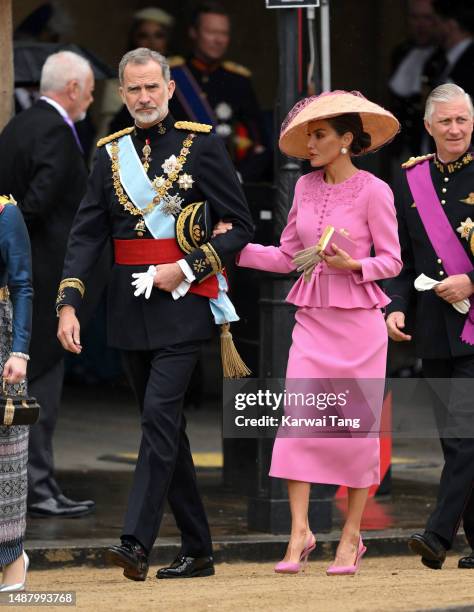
[57,278,85,302]
[201,243,222,274]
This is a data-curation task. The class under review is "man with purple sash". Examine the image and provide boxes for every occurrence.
[386,83,474,570]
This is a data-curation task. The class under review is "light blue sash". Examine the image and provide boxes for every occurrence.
[106,135,175,239]
[106,135,239,324]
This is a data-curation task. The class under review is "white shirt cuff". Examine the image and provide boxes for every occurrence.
[177,259,196,282]
[171,280,191,300]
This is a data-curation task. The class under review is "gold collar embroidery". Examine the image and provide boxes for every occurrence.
[434,153,473,174]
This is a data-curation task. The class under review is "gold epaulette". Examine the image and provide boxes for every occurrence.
[168,55,185,68]
[222,61,251,78]
[174,121,213,134]
[97,127,134,147]
[401,153,435,169]
[0,195,16,206]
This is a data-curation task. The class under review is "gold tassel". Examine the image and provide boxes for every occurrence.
[220,323,251,379]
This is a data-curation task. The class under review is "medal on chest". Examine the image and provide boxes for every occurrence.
[457,217,474,240]
[110,133,196,236]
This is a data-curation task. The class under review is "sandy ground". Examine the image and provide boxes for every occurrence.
[16,555,474,612]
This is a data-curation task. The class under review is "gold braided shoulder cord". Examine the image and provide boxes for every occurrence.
[189,202,205,248]
[175,204,195,254]
[110,134,196,217]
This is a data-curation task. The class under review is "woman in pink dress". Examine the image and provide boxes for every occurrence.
[229,91,401,574]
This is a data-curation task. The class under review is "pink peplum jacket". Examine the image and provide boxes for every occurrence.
[237,169,402,308]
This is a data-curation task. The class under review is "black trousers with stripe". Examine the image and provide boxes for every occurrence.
[423,356,474,549]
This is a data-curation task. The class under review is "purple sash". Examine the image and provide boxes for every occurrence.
[406,160,474,345]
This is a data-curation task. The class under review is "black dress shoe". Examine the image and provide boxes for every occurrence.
[105,541,149,581]
[408,532,446,568]
[458,551,474,569]
[56,494,95,510]
[156,555,214,579]
[421,557,443,570]
[27,497,91,518]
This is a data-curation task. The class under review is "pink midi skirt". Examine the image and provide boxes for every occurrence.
[269,306,388,488]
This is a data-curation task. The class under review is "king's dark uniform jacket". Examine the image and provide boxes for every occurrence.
[386,152,474,359]
[56,113,253,349]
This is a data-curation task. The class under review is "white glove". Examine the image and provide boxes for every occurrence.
[414,273,470,314]
[131,265,156,299]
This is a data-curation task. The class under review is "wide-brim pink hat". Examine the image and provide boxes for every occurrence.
[279,90,400,159]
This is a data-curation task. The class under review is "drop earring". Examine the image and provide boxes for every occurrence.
[341,146,348,154]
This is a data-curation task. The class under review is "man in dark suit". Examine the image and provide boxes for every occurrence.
[386,83,474,570]
[388,0,441,155]
[424,1,474,99]
[56,48,253,581]
[0,51,96,517]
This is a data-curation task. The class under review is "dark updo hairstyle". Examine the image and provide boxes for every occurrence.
[326,113,371,155]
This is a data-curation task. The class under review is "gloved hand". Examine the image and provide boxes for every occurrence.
[292,246,322,282]
[414,273,470,314]
[131,265,156,299]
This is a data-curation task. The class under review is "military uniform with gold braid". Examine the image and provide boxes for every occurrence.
[56,112,253,560]
[386,151,474,358]
[168,56,268,182]
[385,151,474,560]
[57,113,253,361]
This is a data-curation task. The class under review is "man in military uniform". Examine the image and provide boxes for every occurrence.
[169,1,269,182]
[56,48,253,581]
[386,83,474,570]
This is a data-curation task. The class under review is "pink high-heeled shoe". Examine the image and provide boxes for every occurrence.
[326,536,366,576]
[274,533,316,574]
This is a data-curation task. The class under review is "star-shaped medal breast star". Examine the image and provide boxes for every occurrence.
[456,217,474,240]
[178,173,194,191]
[161,194,184,216]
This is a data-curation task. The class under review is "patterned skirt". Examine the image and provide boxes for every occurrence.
[0,297,28,566]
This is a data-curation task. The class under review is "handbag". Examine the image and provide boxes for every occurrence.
[317,225,357,258]
[0,380,40,426]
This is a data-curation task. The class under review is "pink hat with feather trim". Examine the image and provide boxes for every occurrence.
[279,90,400,159]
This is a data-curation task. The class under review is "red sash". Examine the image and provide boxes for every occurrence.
[113,238,219,299]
